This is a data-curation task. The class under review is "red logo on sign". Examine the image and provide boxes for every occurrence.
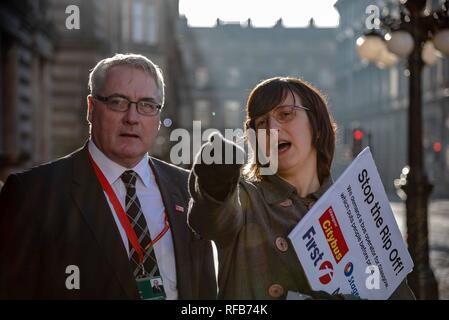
[319,207,349,264]
[318,260,334,285]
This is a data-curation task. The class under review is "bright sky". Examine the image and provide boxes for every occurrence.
[179,0,339,27]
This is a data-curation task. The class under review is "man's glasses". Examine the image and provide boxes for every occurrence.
[93,94,162,116]
[253,105,310,130]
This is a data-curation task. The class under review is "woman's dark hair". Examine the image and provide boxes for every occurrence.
[243,77,337,184]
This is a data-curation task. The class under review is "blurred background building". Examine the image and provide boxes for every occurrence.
[1,0,448,198]
[177,17,336,137]
[333,0,449,198]
[0,0,183,180]
[0,0,54,180]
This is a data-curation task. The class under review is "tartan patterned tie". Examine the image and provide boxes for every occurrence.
[120,170,164,284]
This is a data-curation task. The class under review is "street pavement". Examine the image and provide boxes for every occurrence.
[391,200,449,300]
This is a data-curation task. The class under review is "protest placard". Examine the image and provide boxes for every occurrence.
[288,147,413,299]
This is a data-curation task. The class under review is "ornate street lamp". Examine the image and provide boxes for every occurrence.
[355,0,449,299]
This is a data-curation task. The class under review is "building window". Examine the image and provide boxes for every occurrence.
[390,67,398,99]
[436,58,443,87]
[132,0,144,43]
[227,67,240,87]
[444,58,449,87]
[195,67,209,89]
[223,100,241,128]
[122,1,130,41]
[194,100,210,127]
[179,105,192,129]
[146,1,157,44]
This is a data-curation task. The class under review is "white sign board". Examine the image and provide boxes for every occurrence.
[288,147,413,299]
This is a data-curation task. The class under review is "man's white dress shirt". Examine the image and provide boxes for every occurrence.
[88,140,178,299]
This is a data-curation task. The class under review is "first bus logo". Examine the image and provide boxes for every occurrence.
[319,207,349,264]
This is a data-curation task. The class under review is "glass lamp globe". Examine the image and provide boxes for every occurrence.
[376,46,399,68]
[385,30,414,57]
[433,29,449,55]
[422,40,442,65]
[356,35,387,62]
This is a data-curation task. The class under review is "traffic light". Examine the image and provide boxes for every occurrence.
[433,141,442,153]
[433,141,442,162]
[352,128,364,158]
[353,129,364,141]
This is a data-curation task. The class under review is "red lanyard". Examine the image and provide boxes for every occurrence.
[88,152,170,263]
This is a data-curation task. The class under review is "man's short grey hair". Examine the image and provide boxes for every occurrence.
[88,53,165,107]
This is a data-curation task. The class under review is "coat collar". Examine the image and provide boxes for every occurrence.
[148,157,194,299]
[259,174,333,204]
[71,143,139,299]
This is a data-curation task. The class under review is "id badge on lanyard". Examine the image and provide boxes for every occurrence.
[136,260,167,300]
[88,152,169,300]
[137,275,166,300]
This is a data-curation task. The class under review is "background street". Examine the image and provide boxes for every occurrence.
[391,200,449,299]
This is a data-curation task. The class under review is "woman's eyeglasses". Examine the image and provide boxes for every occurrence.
[253,105,310,130]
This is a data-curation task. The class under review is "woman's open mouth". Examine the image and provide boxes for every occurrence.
[278,141,291,155]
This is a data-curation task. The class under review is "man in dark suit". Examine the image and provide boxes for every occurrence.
[0,53,217,299]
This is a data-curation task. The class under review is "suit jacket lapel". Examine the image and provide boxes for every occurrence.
[149,158,193,299]
[71,145,139,299]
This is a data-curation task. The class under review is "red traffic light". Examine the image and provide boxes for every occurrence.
[433,142,442,153]
[353,129,364,141]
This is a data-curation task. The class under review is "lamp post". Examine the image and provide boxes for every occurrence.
[356,0,449,299]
